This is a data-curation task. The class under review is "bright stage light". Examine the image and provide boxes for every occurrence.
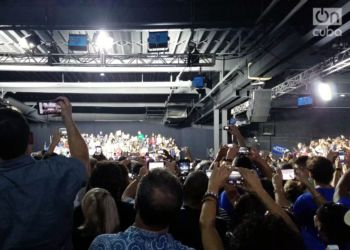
[317,82,332,101]
[95,31,114,49]
[19,34,41,50]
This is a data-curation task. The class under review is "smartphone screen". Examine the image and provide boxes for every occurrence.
[239,147,249,155]
[339,151,345,162]
[149,162,164,170]
[281,169,295,180]
[178,162,190,173]
[37,101,61,115]
[228,171,241,184]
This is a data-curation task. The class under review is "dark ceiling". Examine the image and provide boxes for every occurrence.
[0,0,349,126]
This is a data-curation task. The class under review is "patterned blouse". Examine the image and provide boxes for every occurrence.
[89,226,195,250]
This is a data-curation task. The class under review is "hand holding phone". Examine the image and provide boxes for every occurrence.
[227,171,242,184]
[338,150,345,162]
[37,101,61,115]
[281,169,295,180]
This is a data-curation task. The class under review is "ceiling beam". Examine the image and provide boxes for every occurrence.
[0,81,196,94]
[0,59,235,73]
[170,30,181,54]
[200,31,216,53]
[24,102,196,108]
[210,30,230,54]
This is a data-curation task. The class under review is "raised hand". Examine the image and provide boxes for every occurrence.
[208,163,232,193]
[237,167,263,194]
[272,168,284,191]
[56,96,73,122]
[226,145,239,161]
[51,128,61,145]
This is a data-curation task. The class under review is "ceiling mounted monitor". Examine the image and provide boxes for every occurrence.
[68,34,88,51]
[148,31,169,52]
[297,96,313,106]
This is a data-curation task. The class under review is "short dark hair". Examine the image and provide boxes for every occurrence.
[135,168,183,229]
[317,202,350,246]
[307,156,334,184]
[0,108,30,160]
[294,156,309,169]
[183,171,208,206]
[87,161,128,201]
[231,213,305,250]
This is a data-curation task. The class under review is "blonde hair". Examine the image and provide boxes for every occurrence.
[79,188,120,236]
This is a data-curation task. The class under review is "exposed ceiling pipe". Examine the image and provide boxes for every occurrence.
[269,0,308,35]
[255,0,280,24]
[5,97,46,122]
[197,0,291,105]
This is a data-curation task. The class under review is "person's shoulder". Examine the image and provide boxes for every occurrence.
[89,233,122,250]
[170,237,196,250]
[46,155,82,165]
[293,192,313,212]
[339,197,350,209]
[43,155,86,183]
[45,155,85,172]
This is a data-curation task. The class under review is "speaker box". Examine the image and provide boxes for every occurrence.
[247,89,272,122]
[165,107,187,119]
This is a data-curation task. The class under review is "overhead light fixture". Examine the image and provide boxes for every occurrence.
[100,72,105,76]
[19,33,41,50]
[340,94,346,97]
[95,31,114,50]
[317,82,332,101]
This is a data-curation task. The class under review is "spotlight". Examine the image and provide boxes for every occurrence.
[317,82,332,101]
[19,33,41,50]
[95,31,114,50]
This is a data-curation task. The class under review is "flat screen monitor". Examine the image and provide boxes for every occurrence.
[297,96,313,106]
[68,34,88,51]
[148,31,169,50]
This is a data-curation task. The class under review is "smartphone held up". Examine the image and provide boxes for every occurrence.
[37,100,61,115]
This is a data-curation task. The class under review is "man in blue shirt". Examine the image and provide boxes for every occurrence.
[0,97,89,250]
[292,156,335,250]
[90,168,194,250]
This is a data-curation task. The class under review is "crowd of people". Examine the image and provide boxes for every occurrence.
[52,130,180,160]
[1,97,350,250]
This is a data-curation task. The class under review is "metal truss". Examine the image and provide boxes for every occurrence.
[272,48,350,98]
[231,100,250,115]
[231,48,350,115]
[0,53,215,67]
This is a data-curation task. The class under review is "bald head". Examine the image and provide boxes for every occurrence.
[135,168,183,229]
